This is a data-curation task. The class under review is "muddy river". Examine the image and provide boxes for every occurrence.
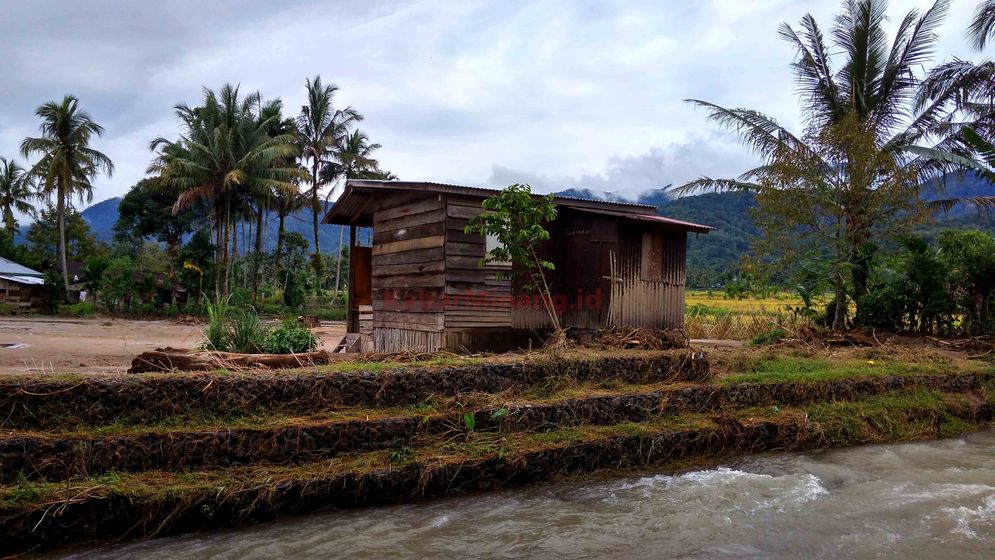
[56,431,995,559]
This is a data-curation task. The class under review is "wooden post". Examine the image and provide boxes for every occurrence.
[347,224,357,333]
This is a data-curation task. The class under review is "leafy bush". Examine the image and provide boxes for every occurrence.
[226,307,268,353]
[57,302,96,318]
[204,298,314,354]
[750,327,786,345]
[101,257,137,311]
[0,303,14,316]
[264,317,317,354]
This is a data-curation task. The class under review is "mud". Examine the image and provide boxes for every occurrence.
[0,317,346,375]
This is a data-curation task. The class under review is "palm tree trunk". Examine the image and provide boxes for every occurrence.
[333,225,344,295]
[311,160,322,281]
[223,198,231,296]
[276,213,286,269]
[56,179,70,300]
[3,210,15,236]
[252,204,264,305]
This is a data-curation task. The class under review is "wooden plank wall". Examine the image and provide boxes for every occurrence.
[609,224,687,329]
[0,279,43,312]
[371,192,447,352]
[444,196,512,331]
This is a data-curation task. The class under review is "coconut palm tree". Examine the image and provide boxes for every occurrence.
[20,95,113,297]
[0,158,36,235]
[150,84,300,295]
[272,186,308,269]
[676,0,976,328]
[297,75,362,280]
[323,129,382,295]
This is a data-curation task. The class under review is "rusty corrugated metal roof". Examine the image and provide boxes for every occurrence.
[324,180,712,233]
[570,207,713,233]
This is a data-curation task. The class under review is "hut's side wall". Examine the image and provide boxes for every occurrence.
[442,196,514,351]
[608,223,686,329]
[371,192,447,352]
[511,209,613,330]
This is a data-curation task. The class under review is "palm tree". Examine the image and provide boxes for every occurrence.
[675,0,972,329]
[297,75,362,281]
[325,129,382,295]
[150,84,300,296]
[20,95,113,297]
[272,186,308,269]
[0,158,36,235]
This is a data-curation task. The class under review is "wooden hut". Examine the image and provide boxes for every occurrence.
[0,257,45,312]
[324,180,711,353]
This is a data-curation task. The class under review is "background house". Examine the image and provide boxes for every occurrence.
[325,180,711,353]
[0,257,46,312]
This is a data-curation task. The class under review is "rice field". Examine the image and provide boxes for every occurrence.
[684,289,825,341]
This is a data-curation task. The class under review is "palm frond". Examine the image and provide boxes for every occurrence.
[969,0,995,50]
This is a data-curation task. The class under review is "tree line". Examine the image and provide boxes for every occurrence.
[0,75,392,312]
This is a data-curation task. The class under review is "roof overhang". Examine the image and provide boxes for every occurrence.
[571,206,713,234]
[323,180,713,233]
[0,274,44,286]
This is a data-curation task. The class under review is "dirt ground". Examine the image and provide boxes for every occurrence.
[0,317,346,375]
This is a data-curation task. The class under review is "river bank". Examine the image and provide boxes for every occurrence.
[57,430,995,559]
[1,345,993,555]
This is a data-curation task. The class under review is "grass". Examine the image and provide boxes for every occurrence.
[806,390,978,444]
[720,354,993,384]
[2,384,980,511]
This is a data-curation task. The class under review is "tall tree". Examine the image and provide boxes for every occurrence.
[20,95,113,297]
[114,178,198,281]
[675,0,972,329]
[252,99,299,302]
[325,129,382,295]
[150,84,300,296]
[0,158,36,235]
[297,75,362,282]
[272,187,307,270]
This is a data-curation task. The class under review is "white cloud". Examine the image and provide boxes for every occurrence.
[0,0,982,208]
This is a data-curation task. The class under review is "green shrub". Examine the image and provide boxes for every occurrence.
[0,303,15,316]
[57,302,96,318]
[264,317,317,354]
[203,298,266,353]
[750,327,786,346]
[226,307,268,353]
[204,298,313,354]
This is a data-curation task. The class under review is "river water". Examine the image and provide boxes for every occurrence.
[57,431,995,559]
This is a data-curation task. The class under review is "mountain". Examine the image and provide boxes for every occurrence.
[80,197,122,243]
[79,198,347,253]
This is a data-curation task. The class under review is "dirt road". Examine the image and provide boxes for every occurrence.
[0,317,346,375]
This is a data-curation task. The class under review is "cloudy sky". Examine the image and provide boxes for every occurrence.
[0,0,984,206]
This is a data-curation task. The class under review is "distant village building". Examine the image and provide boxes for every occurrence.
[0,257,45,312]
[324,180,711,353]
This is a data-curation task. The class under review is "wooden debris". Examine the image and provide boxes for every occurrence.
[128,347,339,373]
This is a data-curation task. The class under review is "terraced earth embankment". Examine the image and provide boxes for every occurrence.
[0,348,992,555]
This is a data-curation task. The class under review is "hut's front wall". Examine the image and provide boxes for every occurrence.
[371,191,447,352]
